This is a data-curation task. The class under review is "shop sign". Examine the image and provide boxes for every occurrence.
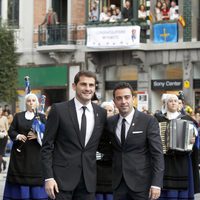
[151,80,182,90]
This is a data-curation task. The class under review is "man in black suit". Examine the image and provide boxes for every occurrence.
[41,71,107,200]
[102,82,164,200]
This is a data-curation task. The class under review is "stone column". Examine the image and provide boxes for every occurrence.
[182,51,193,106]
[1,0,8,21]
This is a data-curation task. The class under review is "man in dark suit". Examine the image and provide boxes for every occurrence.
[41,71,107,200]
[102,82,164,200]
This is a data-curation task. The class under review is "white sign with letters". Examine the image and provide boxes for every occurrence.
[87,26,141,48]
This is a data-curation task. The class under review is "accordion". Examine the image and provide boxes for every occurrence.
[159,119,195,153]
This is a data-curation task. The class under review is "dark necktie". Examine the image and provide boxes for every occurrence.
[121,118,126,146]
[80,106,87,146]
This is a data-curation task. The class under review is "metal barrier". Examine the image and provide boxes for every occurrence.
[38,21,149,46]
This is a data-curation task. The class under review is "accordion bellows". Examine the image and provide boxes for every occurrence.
[159,119,195,153]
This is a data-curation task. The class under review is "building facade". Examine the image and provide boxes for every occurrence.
[0,0,200,113]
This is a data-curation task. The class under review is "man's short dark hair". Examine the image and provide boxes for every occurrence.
[177,91,184,101]
[74,71,97,85]
[91,93,99,102]
[113,82,134,98]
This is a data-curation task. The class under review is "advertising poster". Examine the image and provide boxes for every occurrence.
[137,92,148,112]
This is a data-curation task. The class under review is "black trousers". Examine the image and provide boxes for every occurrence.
[52,173,95,200]
[114,177,149,200]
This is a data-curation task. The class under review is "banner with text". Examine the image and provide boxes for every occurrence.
[87,26,141,48]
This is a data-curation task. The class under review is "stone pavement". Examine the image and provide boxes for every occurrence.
[196,194,200,200]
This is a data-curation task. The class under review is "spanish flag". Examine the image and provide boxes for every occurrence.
[178,15,186,27]
[148,11,154,23]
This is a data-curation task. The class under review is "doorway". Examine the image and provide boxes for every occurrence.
[52,0,67,24]
[44,88,67,107]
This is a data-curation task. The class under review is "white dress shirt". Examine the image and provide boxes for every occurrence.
[74,98,95,146]
[116,108,135,142]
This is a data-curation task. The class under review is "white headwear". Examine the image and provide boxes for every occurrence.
[101,101,114,112]
[161,93,170,102]
[25,93,39,108]
[165,94,178,111]
[164,94,180,119]
[161,93,170,114]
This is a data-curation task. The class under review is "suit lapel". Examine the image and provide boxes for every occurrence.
[68,99,83,147]
[112,114,121,146]
[112,109,141,147]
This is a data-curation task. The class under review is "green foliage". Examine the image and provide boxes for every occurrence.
[0,24,19,103]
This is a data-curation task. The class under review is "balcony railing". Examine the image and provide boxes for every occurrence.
[86,19,148,26]
[38,24,77,46]
[198,18,200,41]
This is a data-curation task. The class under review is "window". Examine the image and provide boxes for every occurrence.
[7,0,19,28]
[105,65,138,100]
[52,0,68,24]
[88,0,100,22]
[87,0,137,23]
[153,0,179,22]
[152,63,182,80]
[138,0,147,20]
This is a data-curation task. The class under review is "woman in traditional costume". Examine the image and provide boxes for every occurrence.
[155,94,200,200]
[3,93,48,200]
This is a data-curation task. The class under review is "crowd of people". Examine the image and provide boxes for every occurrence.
[89,0,179,23]
[89,0,133,23]
[154,0,179,21]
[0,105,13,174]
[89,0,147,23]
[1,70,200,200]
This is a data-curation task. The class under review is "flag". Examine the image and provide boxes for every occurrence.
[32,114,45,146]
[178,15,186,27]
[153,23,178,43]
[24,76,31,94]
